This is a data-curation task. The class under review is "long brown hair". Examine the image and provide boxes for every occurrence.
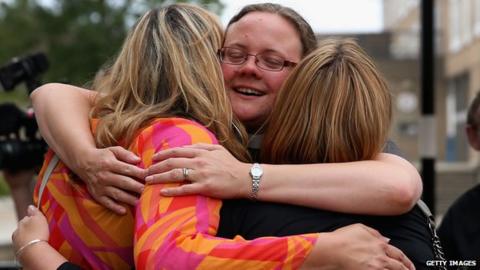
[262,39,392,164]
[90,4,249,161]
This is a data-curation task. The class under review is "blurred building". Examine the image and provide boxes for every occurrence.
[321,0,480,214]
[383,0,480,214]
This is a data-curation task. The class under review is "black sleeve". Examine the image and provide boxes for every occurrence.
[57,262,83,270]
[383,139,405,158]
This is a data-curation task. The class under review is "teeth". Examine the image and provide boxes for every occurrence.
[236,88,262,95]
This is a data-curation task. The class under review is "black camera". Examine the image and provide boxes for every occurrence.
[0,53,49,172]
[0,103,47,171]
[0,52,48,93]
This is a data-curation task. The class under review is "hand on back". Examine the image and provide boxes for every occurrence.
[76,146,146,214]
[302,223,415,270]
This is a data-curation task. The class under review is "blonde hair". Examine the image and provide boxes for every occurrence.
[262,39,392,163]
[91,3,249,161]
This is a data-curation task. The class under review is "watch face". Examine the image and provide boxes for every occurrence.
[251,165,263,177]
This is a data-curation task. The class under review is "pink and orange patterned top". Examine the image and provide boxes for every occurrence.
[34,117,318,270]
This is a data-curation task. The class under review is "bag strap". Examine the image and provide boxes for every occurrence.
[417,200,447,269]
[36,154,59,208]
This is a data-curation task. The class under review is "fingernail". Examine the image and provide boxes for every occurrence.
[383,237,390,243]
[145,176,152,183]
[27,205,37,216]
[161,189,170,196]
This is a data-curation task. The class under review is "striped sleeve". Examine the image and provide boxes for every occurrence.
[131,118,318,270]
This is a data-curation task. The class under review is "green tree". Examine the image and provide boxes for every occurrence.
[0,0,223,195]
[0,0,223,89]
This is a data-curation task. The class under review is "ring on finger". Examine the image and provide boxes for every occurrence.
[182,168,192,180]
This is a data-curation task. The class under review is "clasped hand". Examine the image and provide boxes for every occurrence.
[77,144,248,215]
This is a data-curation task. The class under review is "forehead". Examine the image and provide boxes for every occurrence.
[224,12,302,60]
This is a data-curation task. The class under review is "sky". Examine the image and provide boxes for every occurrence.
[220,0,384,34]
[2,0,383,33]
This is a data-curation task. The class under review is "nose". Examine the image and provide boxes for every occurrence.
[237,56,261,78]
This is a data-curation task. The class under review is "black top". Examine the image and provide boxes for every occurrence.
[218,140,434,269]
[438,184,480,261]
[57,262,82,270]
[218,200,434,269]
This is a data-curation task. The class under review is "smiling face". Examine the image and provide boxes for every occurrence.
[222,12,302,131]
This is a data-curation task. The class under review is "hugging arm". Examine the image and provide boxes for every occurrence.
[30,83,96,170]
[255,153,422,215]
[31,84,421,216]
[148,144,422,215]
[31,83,145,214]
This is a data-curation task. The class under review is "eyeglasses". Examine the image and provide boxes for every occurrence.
[217,47,297,71]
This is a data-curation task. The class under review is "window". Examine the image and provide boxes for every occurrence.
[459,0,472,46]
[474,0,480,36]
[448,0,461,52]
[446,74,469,162]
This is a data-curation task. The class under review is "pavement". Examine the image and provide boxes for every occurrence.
[0,196,17,262]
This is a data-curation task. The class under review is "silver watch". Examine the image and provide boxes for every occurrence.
[249,163,263,200]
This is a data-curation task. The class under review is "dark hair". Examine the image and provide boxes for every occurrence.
[467,91,480,127]
[227,3,317,56]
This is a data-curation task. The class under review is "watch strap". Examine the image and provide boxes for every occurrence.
[250,163,262,200]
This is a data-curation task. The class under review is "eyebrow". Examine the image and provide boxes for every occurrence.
[224,44,286,57]
[223,43,247,50]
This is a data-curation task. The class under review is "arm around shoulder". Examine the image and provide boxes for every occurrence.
[258,153,422,215]
[374,153,423,211]
[30,83,97,170]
